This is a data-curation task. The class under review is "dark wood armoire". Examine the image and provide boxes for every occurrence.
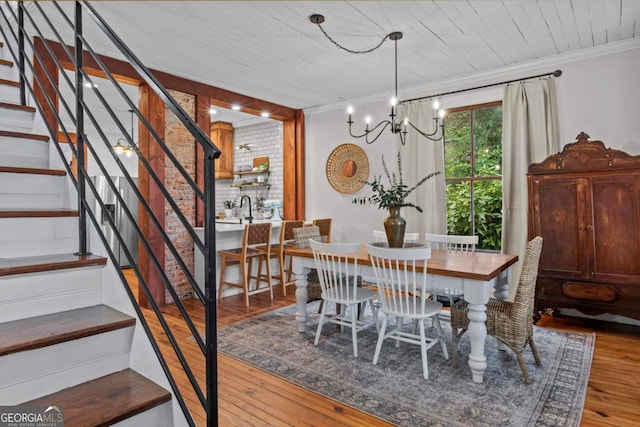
[527,132,640,322]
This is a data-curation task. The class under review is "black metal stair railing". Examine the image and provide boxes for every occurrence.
[0,1,220,426]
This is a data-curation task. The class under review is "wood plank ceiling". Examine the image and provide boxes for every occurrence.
[29,1,640,111]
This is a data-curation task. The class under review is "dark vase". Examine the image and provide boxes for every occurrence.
[384,206,406,248]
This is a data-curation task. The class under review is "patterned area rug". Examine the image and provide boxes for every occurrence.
[213,302,594,427]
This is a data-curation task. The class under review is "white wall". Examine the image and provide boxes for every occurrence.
[305,46,640,244]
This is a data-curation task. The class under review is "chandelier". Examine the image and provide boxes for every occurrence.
[310,14,445,145]
[113,109,136,157]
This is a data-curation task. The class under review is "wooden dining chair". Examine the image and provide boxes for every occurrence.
[366,244,449,380]
[450,236,543,383]
[310,239,378,357]
[217,222,274,306]
[312,218,332,242]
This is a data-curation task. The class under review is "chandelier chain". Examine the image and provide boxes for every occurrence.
[313,21,391,54]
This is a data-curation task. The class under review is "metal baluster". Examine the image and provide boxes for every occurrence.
[204,144,220,426]
[75,1,88,255]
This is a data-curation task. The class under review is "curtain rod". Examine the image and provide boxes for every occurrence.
[400,69,562,105]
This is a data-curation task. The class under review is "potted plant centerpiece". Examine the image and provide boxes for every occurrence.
[353,152,440,247]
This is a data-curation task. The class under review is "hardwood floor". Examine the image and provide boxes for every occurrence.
[122,269,640,426]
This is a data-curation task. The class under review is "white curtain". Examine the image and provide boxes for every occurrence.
[502,77,558,292]
[396,100,447,235]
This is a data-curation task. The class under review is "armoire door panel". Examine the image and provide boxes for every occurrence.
[590,176,640,281]
[535,178,586,278]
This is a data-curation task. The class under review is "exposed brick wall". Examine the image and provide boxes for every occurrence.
[164,89,196,302]
[215,120,283,218]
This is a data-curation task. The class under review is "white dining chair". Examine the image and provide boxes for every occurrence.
[309,239,379,357]
[425,233,478,318]
[372,230,420,244]
[366,244,449,380]
[363,230,421,287]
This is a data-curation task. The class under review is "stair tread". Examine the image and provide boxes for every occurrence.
[0,165,66,176]
[0,100,35,112]
[0,209,79,218]
[0,77,19,87]
[0,129,49,141]
[0,305,135,356]
[0,252,106,277]
[22,369,171,426]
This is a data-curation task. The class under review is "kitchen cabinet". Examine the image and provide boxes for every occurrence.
[211,121,234,179]
[527,132,640,322]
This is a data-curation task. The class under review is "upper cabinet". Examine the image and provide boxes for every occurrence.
[211,121,234,179]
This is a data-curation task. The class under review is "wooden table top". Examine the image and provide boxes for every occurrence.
[285,244,518,282]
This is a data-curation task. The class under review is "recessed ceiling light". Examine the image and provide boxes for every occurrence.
[261,112,270,118]
[231,105,241,111]
[209,107,217,115]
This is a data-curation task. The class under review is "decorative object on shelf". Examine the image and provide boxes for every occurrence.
[309,14,445,145]
[325,143,369,194]
[237,143,251,151]
[353,152,440,247]
[113,109,136,157]
[223,200,235,218]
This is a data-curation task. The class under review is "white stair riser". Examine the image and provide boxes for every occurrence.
[0,326,133,404]
[0,267,103,323]
[0,172,66,209]
[112,401,173,427]
[0,217,77,257]
[0,82,20,103]
[0,134,48,168]
[0,63,16,81]
[0,107,35,132]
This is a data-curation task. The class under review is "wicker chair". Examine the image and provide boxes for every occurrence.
[450,236,543,383]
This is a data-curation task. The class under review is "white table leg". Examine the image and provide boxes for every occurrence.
[493,269,511,300]
[294,264,310,333]
[466,302,488,383]
[463,278,493,383]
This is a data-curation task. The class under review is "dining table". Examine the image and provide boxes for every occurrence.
[285,243,518,384]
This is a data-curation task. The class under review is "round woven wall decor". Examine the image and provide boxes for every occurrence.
[325,143,369,194]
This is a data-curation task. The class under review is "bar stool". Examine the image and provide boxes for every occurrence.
[218,222,274,306]
[259,220,304,296]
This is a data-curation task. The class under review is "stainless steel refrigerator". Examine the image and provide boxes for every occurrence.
[91,175,139,268]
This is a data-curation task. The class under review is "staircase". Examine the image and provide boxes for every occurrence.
[0,37,178,426]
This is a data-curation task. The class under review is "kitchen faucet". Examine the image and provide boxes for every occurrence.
[240,195,253,223]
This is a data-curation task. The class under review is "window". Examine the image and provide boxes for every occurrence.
[443,102,502,251]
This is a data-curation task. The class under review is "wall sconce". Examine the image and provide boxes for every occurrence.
[237,144,251,152]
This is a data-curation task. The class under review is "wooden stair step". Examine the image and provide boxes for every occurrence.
[0,208,78,218]
[0,165,66,176]
[0,58,12,67]
[0,252,106,277]
[0,129,49,141]
[0,77,19,87]
[22,369,171,426]
[0,305,134,356]
[0,100,35,113]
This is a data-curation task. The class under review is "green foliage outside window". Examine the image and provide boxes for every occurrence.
[444,104,502,251]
